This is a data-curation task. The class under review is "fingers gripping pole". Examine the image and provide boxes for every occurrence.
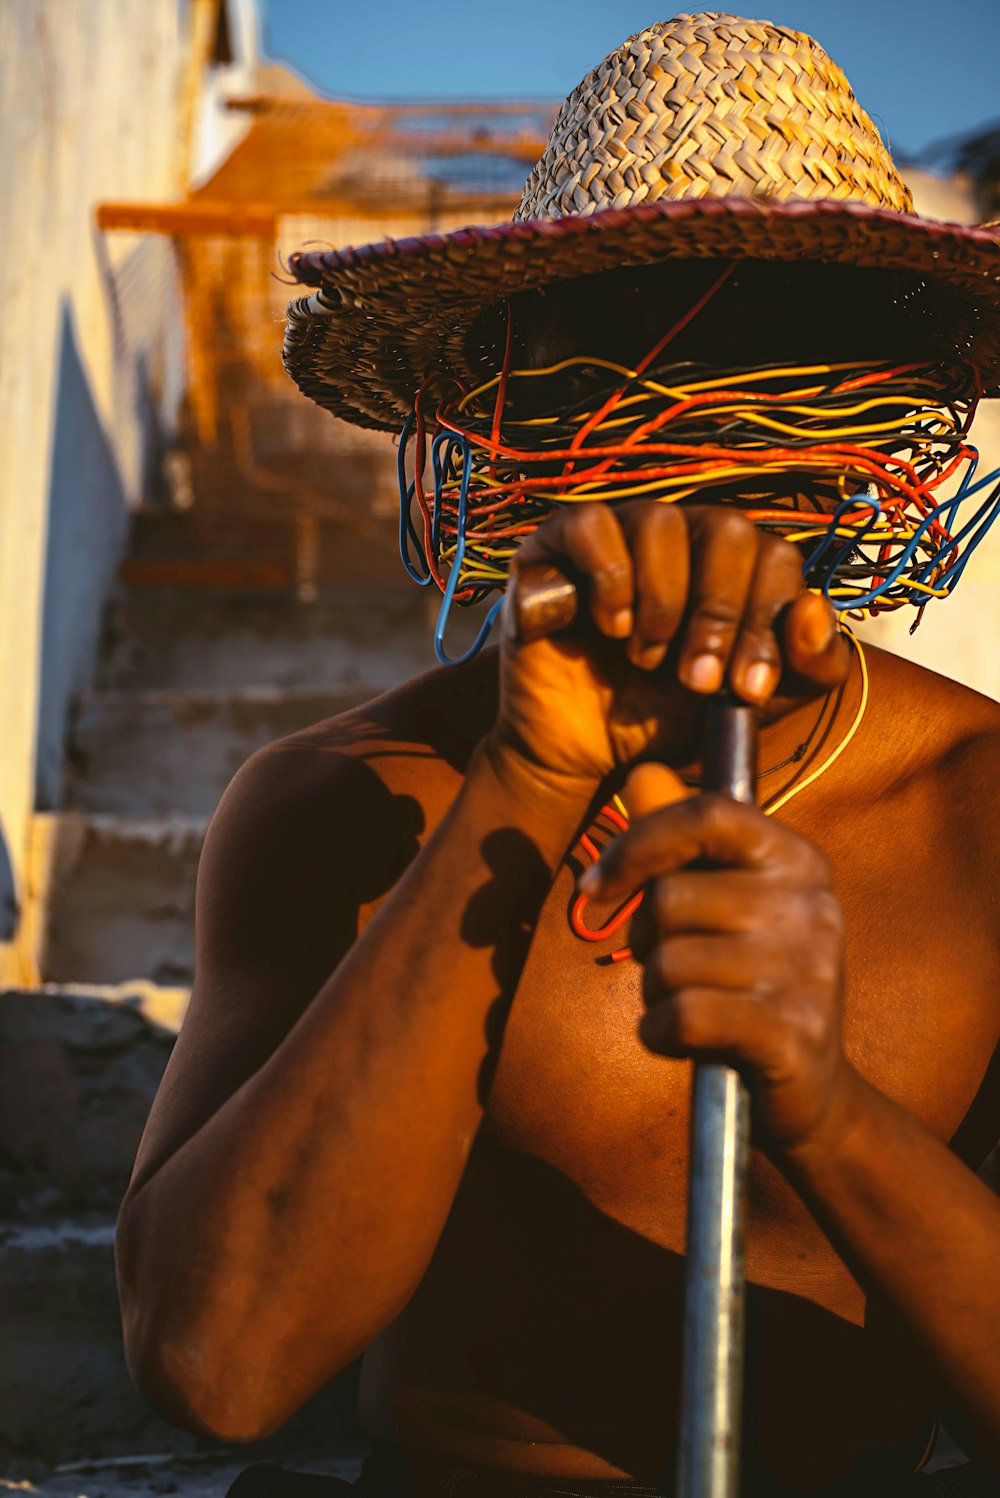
[678,692,755,1498]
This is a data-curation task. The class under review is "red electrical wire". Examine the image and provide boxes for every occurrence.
[560,260,739,486]
[571,802,640,962]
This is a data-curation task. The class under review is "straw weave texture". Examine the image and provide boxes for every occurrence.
[516,14,912,219]
[282,12,1000,432]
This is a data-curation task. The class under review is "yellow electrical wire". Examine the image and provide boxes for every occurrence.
[763,631,869,815]
[458,356,922,411]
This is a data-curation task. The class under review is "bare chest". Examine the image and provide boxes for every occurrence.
[482,795,1000,1304]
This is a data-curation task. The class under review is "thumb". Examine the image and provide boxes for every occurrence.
[781,591,851,690]
[622,761,693,821]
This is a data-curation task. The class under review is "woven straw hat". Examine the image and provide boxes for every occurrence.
[283,11,1000,430]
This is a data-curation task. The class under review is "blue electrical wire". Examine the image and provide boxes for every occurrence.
[916,477,1000,593]
[804,494,883,595]
[808,463,1000,611]
[861,479,1000,605]
[431,432,504,666]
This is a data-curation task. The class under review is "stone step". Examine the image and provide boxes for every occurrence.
[34,814,204,989]
[123,501,406,594]
[68,686,371,818]
[0,979,186,1468]
[95,585,461,693]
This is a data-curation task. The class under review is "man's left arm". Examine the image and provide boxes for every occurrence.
[782,1044,1000,1465]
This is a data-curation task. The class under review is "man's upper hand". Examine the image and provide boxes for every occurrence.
[490,500,852,799]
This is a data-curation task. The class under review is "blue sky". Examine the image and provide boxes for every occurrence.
[261,0,1000,161]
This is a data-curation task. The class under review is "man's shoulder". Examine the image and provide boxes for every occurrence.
[869,644,1000,830]
[869,644,1000,755]
[206,652,499,862]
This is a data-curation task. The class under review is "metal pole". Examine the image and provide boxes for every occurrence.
[676,691,756,1498]
[511,574,757,1496]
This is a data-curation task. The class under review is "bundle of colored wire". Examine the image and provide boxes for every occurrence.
[397,339,1000,665]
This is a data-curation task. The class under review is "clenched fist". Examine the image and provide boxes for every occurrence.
[583,762,851,1153]
[489,499,851,800]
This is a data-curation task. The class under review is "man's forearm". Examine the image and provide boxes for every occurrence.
[117,740,590,1439]
[783,1066,1000,1465]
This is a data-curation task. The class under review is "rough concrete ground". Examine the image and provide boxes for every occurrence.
[2,1452,364,1498]
[1,1434,979,1497]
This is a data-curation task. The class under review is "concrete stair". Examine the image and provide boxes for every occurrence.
[68,687,372,818]
[34,813,204,987]
[0,983,184,1221]
[35,581,485,988]
[93,586,440,694]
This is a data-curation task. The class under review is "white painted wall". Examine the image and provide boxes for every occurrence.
[0,1,253,982]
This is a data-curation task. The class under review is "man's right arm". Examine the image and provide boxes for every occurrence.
[117,500,845,1445]
[116,729,590,1444]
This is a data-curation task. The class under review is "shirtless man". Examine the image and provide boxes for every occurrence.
[114,16,1000,1496]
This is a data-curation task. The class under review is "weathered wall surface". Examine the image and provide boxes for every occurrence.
[0,1,186,979]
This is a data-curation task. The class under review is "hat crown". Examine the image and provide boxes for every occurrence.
[515,12,913,222]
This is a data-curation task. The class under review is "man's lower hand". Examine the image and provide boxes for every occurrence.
[584,762,853,1153]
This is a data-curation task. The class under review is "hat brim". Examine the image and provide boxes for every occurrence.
[283,197,1000,432]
